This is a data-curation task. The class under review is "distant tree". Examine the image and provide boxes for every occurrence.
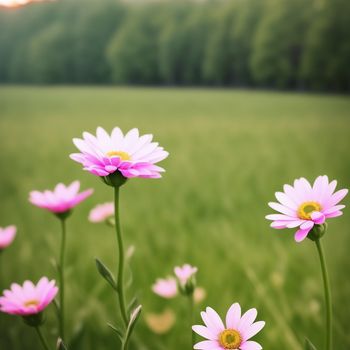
[73,0,125,83]
[250,0,313,89]
[229,0,263,86]
[158,5,191,85]
[301,0,350,91]
[107,5,166,84]
[202,2,237,85]
[27,22,75,83]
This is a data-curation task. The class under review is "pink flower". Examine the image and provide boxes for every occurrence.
[266,176,348,242]
[0,226,16,250]
[152,277,178,299]
[29,181,93,214]
[174,264,198,287]
[194,287,207,304]
[89,202,114,223]
[0,277,58,316]
[192,303,265,350]
[70,127,169,179]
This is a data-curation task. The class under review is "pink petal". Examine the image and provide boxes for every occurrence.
[194,340,221,350]
[275,192,298,210]
[268,202,296,217]
[237,308,257,333]
[300,221,314,230]
[325,211,343,218]
[294,227,311,242]
[192,325,217,340]
[205,307,225,333]
[226,302,241,329]
[242,321,265,341]
[311,211,325,224]
[265,214,296,221]
[270,221,288,229]
[240,340,263,350]
[328,189,348,206]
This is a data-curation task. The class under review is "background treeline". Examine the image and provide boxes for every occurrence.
[0,0,349,91]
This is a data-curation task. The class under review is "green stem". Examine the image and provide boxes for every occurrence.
[114,186,129,327]
[35,327,51,350]
[315,239,332,350]
[189,294,195,347]
[59,219,66,341]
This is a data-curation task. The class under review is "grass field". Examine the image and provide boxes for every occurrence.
[0,87,349,350]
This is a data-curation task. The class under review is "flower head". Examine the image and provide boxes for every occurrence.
[266,176,348,242]
[29,181,93,215]
[0,226,17,250]
[145,308,176,334]
[152,277,178,299]
[0,277,58,316]
[194,287,207,304]
[174,264,198,287]
[192,303,265,350]
[89,202,114,223]
[70,127,169,180]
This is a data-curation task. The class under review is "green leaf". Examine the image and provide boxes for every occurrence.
[127,296,138,314]
[57,338,68,350]
[107,323,124,342]
[123,305,142,348]
[305,338,318,350]
[95,258,118,291]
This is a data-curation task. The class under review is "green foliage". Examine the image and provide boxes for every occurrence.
[107,5,165,84]
[301,0,350,91]
[0,87,350,350]
[251,0,313,88]
[0,0,349,90]
[305,338,318,350]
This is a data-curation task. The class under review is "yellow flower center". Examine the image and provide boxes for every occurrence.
[298,201,322,220]
[106,151,131,161]
[219,329,242,349]
[24,299,39,308]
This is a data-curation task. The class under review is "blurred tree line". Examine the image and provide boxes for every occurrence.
[0,0,349,91]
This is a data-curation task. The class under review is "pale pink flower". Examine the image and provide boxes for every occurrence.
[0,226,16,250]
[70,127,169,179]
[194,287,207,304]
[89,202,114,223]
[192,303,265,350]
[145,308,176,334]
[174,264,198,286]
[266,175,348,242]
[29,181,93,214]
[152,277,178,299]
[0,277,58,316]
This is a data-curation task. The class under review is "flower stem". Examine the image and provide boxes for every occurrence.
[59,218,66,341]
[114,186,129,327]
[35,327,51,350]
[188,294,195,347]
[315,238,332,350]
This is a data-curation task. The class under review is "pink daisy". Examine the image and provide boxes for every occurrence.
[0,225,17,250]
[152,277,178,299]
[89,202,114,223]
[192,303,265,350]
[29,181,93,214]
[266,176,348,242]
[70,127,169,179]
[174,264,198,287]
[0,277,58,316]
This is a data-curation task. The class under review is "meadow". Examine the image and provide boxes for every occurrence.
[0,86,349,350]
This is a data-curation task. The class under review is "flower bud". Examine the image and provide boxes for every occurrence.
[22,312,44,327]
[307,222,328,241]
[101,172,128,188]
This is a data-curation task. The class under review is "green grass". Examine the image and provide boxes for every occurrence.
[0,86,349,350]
